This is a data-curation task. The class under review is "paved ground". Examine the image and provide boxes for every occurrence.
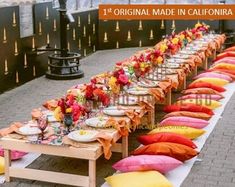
[0,47,235,187]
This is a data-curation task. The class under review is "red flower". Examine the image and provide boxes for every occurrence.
[85,84,95,100]
[58,98,66,114]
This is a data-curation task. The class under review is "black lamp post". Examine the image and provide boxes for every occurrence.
[45,0,84,79]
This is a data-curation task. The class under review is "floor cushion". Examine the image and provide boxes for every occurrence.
[212,63,235,71]
[149,126,205,139]
[182,88,221,95]
[191,77,229,87]
[163,111,212,120]
[105,171,173,187]
[178,94,223,101]
[132,142,198,162]
[163,103,214,115]
[0,156,4,174]
[0,148,27,161]
[112,155,182,173]
[188,82,226,92]
[160,116,209,129]
[194,72,232,82]
[138,132,197,148]
[176,99,221,110]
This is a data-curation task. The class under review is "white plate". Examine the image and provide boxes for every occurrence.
[85,117,109,128]
[127,87,149,95]
[103,106,126,116]
[67,130,98,142]
[118,96,138,105]
[137,78,159,87]
[165,63,180,69]
[18,124,41,135]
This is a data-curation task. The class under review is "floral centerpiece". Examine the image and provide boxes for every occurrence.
[54,94,86,124]
[146,49,164,67]
[108,68,130,94]
[194,22,210,33]
[130,54,151,79]
[84,83,110,107]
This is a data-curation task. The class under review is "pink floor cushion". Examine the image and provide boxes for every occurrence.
[178,94,223,101]
[214,59,235,66]
[0,148,27,161]
[194,72,232,82]
[160,116,209,129]
[113,155,182,174]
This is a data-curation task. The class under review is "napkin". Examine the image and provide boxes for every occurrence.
[124,110,141,131]
[105,118,130,137]
[43,99,58,111]
[96,131,114,160]
[62,132,114,160]
[31,108,43,119]
[148,88,165,101]
[0,122,23,137]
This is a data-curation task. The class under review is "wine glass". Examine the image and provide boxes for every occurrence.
[37,116,48,141]
[63,113,73,134]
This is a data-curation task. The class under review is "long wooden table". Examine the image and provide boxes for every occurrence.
[0,127,128,187]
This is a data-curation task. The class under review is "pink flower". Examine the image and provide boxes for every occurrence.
[118,74,129,85]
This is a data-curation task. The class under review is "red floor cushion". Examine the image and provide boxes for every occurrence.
[132,142,198,162]
[163,103,214,115]
[138,132,197,148]
[187,82,226,92]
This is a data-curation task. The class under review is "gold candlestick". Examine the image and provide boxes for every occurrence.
[73,29,76,40]
[127,30,131,41]
[115,21,120,32]
[78,16,81,27]
[116,41,119,49]
[88,13,91,24]
[53,19,57,31]
[67,42,70,51]
[45,6,49,20]
[93,23,96,34]
[171,20,176,30]
[4,59,8,75]
[78,39,81,50]
[12,11,16,27]
[88,35,91,46]
[33,66,36,77]
[160,20,165,29]
[16,71,19,83]
[104,32,108,42]
[24,53,27,68]
[32,37,35,51]
[138,20,143,30]
[139,40,142,47]
[3,27,7,43]
[38,22,42,35]
[67,24,70,30]
[149,29,154,40]
[83,26,86,37]
[46,34,50,45]
[84,48,87,57]
[14,41,19,56]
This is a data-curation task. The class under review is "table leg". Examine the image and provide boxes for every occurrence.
[4,149,11,182]
[203,58,208,70]
[89,160,96,187]
[192,65,198,77]
[166,91,172,106]
[122,136,128,158]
